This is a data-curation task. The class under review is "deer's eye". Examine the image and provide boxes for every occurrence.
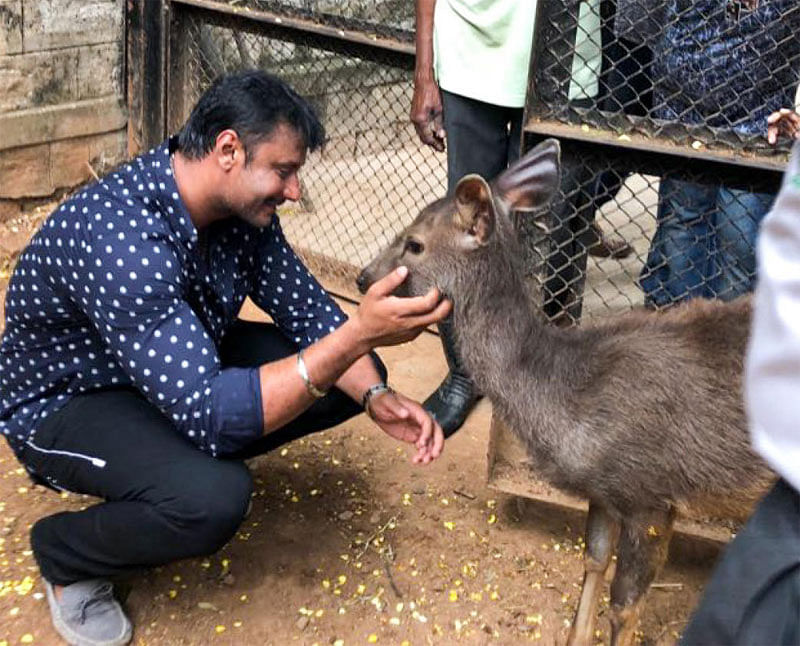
[403,239,424,255]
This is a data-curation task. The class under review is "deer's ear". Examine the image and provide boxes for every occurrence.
[493,138,560,212]
[454,174,494,245]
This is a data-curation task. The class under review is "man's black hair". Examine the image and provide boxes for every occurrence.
[177,70,325,160]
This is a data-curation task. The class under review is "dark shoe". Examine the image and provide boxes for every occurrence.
[45,579,132,646]
[587,223,633,259]
[423,371,481,438]
[424,319,480,437]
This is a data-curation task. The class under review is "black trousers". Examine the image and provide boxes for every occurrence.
[681,479,800,645]
[440,89,523,194]
[21,321,384,586]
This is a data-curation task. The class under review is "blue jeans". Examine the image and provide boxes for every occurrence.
[640,177,774,307]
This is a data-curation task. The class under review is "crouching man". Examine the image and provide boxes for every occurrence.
[0,71,450,646]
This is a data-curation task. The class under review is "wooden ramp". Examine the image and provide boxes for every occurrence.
[487,415,737,546]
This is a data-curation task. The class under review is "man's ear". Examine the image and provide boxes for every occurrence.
[493,138,561,212]
[214,129,244,172]
[454,174,495,245]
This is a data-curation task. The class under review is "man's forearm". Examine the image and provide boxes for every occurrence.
[414,0,436,81]
[335,353,384,406]
[258,318,371,433]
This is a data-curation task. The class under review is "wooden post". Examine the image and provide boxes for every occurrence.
[166,6,192,134]
[127,0,168,156]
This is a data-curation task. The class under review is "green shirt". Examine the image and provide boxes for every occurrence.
[433,0,601,108]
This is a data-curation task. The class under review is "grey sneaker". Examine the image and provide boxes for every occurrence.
[45,579,132,646]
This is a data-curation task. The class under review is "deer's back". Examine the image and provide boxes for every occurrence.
[514,296,771,519]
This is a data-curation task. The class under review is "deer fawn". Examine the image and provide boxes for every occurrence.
[357,139,773,646]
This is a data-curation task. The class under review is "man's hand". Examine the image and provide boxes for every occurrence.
[411,78,446,152]
[368,390,444,464]
[353,266,452,349]
[767,109,800,145]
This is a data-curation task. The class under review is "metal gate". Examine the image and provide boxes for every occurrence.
[127,0,446,299]
[524,0,799,324]
[127,0,800,318]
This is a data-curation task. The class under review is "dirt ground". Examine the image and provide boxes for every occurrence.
[0,209,721,646]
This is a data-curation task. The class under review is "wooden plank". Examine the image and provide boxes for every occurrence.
[487,415,737,546]
[0,97,126,151]
[524,119,788,174]
[171,0,415,60]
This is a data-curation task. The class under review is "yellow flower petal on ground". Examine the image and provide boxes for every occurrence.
[20,636,34,644]
[448,590,458,602]
[215,625,225,634]
[443,521,455,531]
[367,635,378,643]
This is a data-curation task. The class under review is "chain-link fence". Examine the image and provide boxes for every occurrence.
[165,0,445,296]
[159,0,800,320]
[527,0,800,324]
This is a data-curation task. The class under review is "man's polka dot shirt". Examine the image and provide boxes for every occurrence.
[0,138,347,458]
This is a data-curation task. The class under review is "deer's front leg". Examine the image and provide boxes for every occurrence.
[609,507,676,646]
[568,501,619,646]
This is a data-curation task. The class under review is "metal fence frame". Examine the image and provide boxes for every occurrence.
[127,0,416,149]
[127,0,795,314]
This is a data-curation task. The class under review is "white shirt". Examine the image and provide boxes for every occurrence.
[746,140,800,492]
[432,0,602,107]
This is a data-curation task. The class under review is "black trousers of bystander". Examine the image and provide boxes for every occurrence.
[681,479,800,646]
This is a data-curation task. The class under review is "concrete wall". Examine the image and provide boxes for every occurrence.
[0,0,127,220]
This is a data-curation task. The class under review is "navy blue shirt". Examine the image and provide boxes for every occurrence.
[0,139,347,458]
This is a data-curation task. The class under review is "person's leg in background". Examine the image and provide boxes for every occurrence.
[424,90,522,435]
[440,90,521,194]
[586,0,653,258]
[711,187,774,301]
[542,146,599,325]
[640,177,717,307]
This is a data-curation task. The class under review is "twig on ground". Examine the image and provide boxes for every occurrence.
[355,515,397,561]
[382,558,403,599]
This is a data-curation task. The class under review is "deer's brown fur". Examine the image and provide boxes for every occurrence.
[358,139,772,645]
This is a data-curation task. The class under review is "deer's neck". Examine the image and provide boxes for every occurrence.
[452,271,574,395]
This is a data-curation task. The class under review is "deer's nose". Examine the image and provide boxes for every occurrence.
[356,270,369,294]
